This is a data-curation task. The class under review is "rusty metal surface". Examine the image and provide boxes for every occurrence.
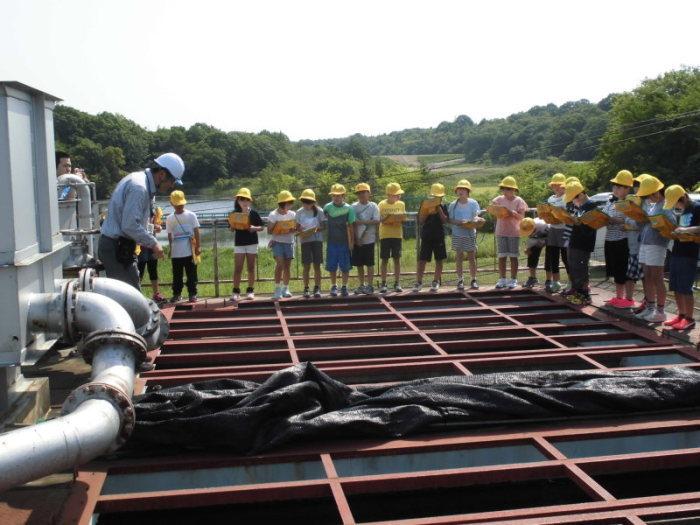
[58,289,700,524]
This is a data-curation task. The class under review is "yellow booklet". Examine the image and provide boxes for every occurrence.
[674,233,700,243]
[615,199,648,223]
[536,203,562,225]
[459,220,485,229]
[271,219,296,234]
[549,206,576,226]
[227,211,250,231]
[418,197,442,220]
[295,226,318,240]
[382,213,407,225]
[579,208,610,229]
[486,205,510,219]
[648,213,677,239]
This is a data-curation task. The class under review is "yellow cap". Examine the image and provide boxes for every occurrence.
[455,179,472,191]
[565,176,580,185]
[610,169,634,187]
[355,182,371,193]
[386,182,404,196]
[663,185,687,210]
[549,173,566,187]
[170,190,186,206]
[235,187,253,201]
[636,175,664,197]
[277,190,295,204]
[634,173,650,183]
[430,183,445,197]
[564,180,585,204]
[499,176,518,190]
[520,217,535,237]
[329,183,346,196]
[299,188,317,202]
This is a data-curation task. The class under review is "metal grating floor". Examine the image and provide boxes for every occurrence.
[66,290,700,525]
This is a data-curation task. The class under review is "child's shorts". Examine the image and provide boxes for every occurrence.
[669,256,697,295]
[626,253,643,281]
[380,238,402,259]
[497,236,520,258]
[419,237,447,262]
[234,244,258,255]
[271,242,294,259]
[452,234,476,253]
[326,242,352,273]
[301,241,323,265]
[352,243,375,267]
[638,244,667,267]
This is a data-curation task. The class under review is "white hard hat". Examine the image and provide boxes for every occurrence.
[154,153,185,184]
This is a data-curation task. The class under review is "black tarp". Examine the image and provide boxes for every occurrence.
[128,362,700,454]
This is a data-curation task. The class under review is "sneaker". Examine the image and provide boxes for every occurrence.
[544,280,552,293]
[673,318,696,331]
[188,295,198,303]
[550,281,562,293]
[568,292,591,306]
[507,278,518,289]
[313,286,322,298]
[394,282,403,293]
[354,285,365,295]
[152,292,166,303]
[633,300,648,315]
[430,281,440,293]
[560,288,575,297]
[341,285,349,297]
[330,284,339,297]
[246,287,255,300]
[282,286,292,299]
[634,307,653,320]
[379,283,388,294]
[272,286,283,300]
[495,278,507,289]
[663,315,683,327]
[470,279,479,290]
[169,295,182,303]
[303,287,311,299]
[523,277,538,289]
[456,279,465,291]
[364,285,374,295]
[644,309,667,324]
[412,281,423,293]
[230,292,240,303]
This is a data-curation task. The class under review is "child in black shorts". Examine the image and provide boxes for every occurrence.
[413,183,448,293]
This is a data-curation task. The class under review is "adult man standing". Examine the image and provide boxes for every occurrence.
[99,153,185,289]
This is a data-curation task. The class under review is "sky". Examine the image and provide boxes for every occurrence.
[1,0,697,140]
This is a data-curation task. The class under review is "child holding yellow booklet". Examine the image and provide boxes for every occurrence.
[448,179,483,290]
[230,188,264,303]
[491,176,528,289]
[268,190,297,300]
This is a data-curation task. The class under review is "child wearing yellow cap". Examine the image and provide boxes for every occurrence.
[230,188,264,303]
[448,179,483,290]
[562,181,596,305]
[634,175,669,323]
[492,177,528,289]
[378,182,406,293]
[414,183,448,293]
[351,183,380,294]
[166,190,201,303]
[603,170,634,308]
[662,185,699,331]
[544,173,569,293]
[297,189,326,298]
[323,184,356,297]
[268,191,297,300]
[520,217,549,288]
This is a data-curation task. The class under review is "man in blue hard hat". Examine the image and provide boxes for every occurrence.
[99,153,185,289]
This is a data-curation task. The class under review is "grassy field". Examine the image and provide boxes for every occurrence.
[146,233,526,298]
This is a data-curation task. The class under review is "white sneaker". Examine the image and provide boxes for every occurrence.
[430,281,440,292]
[230,293,240,303]
[635,307,653,320]
[412,281,422,293]
[644,308,667,323]
[456,279,465,291]
[272,286,282,300]
[246,291,255,300]
[495,278,507,289]
[282,286,293,298]
[507,278,518,289]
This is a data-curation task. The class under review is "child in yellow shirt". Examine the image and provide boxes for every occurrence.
[378,182,406,293]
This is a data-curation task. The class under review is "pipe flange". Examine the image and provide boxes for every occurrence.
[62,381,136,450]
[62,280,79,343]
[80,330,148,366]
[78,268,96,291]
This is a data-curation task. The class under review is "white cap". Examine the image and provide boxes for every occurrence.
[154,153,185,185]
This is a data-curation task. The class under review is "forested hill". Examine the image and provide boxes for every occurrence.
[300,97,613,162]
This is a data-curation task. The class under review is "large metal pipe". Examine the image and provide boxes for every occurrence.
[0,289,146,492]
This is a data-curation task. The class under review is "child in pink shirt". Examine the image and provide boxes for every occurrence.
[491,176,528,289]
